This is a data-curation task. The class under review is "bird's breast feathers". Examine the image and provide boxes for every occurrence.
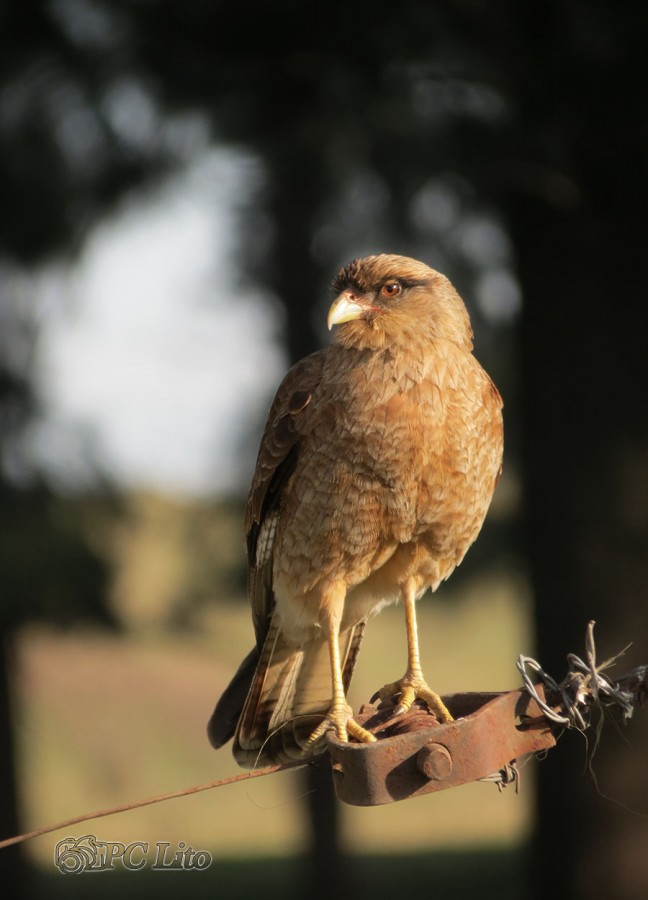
[270,338,502,639]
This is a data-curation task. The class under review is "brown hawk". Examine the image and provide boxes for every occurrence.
[208,254,503,767]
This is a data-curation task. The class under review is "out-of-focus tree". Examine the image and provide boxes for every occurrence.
[0,0,171,886]
[488,6,648,898]
[0,307,115,888]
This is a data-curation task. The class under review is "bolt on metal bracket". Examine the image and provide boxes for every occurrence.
[326,687,556,806]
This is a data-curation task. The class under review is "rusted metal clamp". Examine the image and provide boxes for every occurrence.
[326,688,556,806]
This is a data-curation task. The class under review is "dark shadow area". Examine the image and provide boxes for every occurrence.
[32,847,525,900]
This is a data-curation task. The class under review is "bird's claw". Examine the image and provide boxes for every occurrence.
[371,677,454,723]
[301,703,377,749]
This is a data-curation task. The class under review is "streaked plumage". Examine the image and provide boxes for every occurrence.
[208,254,503,767]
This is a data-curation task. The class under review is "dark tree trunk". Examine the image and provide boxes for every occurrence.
[512,165,648,900]
[264,135,333,362]
[302,757,352,900]
[485,4,648,895]
[0,634,30,893]
[263,140,348,896]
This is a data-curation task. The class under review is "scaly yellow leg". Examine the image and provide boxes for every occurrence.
[303,620,376,749]
[373,579,453,723]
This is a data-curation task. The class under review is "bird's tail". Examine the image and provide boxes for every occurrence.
[207,646,260,750]
[217,614,365,768]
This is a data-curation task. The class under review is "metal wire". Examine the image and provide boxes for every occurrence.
[517,620,642,730]
[479,761,520,793]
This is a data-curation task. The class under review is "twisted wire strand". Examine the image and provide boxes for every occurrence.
[517,620,643,730]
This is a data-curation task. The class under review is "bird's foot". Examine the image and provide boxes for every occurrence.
[301,702,377,750]
[372,675,453,723]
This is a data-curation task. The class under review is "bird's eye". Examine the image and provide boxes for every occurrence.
[381,281,401,298]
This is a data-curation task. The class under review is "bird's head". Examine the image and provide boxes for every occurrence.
[327,254,473,352]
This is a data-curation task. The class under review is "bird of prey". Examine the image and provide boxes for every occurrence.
[208,254,503,768]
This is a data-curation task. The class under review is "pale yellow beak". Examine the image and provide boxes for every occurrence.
[327,291,369,330]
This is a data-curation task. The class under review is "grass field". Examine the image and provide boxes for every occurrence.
[14,569,535,884]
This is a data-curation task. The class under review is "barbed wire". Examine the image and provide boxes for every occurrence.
[517,620,646,731]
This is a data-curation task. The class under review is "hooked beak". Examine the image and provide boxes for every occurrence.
[327,290,371,330]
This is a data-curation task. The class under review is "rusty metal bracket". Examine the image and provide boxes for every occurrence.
[325,626,646,807]
[326,688,556,806]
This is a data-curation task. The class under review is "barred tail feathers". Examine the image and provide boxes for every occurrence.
[233,615,366,767]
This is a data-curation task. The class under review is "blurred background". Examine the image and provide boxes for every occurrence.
[1,2,647,898]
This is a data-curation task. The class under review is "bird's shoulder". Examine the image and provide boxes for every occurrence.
[244,348,327,531]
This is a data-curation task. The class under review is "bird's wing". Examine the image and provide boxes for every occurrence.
[233,347,389,766]
[208,352,326,752]
[244,348,327,647]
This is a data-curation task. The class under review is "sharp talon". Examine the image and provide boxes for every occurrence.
[419,686,453,723]
[397,685,415,713]
[302,704,376,748]
[372,676,454,722]
[371,681,401,707]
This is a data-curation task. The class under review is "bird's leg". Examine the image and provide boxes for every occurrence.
[302,618,376,749]
[372,579,453,723]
